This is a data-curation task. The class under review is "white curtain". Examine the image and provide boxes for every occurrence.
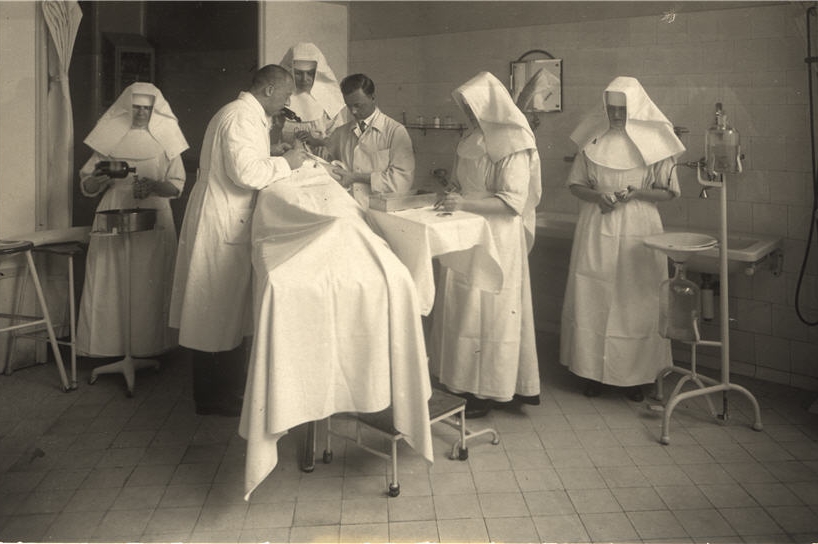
[42,0,82,229]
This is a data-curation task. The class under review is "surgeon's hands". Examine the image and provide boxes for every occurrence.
[294,130,326,149]
[282,147,309,170]
[271,142,293,156]
[330,165,371,189]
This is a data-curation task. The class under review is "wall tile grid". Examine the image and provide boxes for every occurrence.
[349,3,818,389]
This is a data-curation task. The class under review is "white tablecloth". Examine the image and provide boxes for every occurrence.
[367,207,504,315]
[239,163,432,501]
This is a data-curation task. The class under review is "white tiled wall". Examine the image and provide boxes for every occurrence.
[349,3,818,390]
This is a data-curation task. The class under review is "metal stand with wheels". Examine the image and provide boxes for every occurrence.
[650,171,763,444]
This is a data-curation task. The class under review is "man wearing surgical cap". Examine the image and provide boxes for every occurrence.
[429,72,542,419]
[560,76,685,402]
[77,82,188,360]
[275,42,350,158]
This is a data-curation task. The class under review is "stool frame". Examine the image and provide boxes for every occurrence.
[301,389,500,497]
[5,242,84,390]
[0,241,73,391]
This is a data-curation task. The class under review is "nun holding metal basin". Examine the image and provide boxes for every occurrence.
[429,71,543,419]
[560,76,685,402]
[275,42,350,158]
[77,82,188,358]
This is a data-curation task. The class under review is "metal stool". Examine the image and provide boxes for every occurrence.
[0,240,72,391]
[304,388,500,497]
[6,241,86,390]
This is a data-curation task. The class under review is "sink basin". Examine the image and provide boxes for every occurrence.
[643,232,718,263]
[535,212,783,276]
[679,231,783,275]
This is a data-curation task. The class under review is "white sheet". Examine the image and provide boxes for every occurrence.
[368,207,504,316]
[239,161,433,500]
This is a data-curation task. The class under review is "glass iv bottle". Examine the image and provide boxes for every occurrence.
[659,262,701,342]
[706,102,741,174]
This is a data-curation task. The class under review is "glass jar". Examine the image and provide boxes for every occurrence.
[659,262,701,342]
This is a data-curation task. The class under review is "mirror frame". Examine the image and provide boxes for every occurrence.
[510,51,562,113]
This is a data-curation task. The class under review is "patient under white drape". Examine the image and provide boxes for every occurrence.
[240,162,433,500]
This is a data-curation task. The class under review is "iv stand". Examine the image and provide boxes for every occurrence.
[654,164,763,445]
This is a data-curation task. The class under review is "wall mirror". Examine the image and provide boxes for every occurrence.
[510,50,562,113]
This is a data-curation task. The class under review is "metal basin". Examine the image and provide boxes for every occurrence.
[95,208,157,234]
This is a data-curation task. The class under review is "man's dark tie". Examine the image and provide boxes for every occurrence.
[358,121,366,134]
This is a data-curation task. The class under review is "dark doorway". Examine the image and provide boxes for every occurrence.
[70,1,259,233]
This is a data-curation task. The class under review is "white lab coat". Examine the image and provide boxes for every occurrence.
[77,150,185,357]
[326,107,415,204]
[560,153,679,386]
[169,92,291,352]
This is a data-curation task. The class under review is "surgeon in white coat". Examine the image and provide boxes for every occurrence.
[170,64,308,416]
[560,76,684,402]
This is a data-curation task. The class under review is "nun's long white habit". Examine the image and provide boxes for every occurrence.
[560,77,683,386]
[77,83,188,357]
[429,72,542,402]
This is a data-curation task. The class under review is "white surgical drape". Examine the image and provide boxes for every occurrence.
[42,0,82,229]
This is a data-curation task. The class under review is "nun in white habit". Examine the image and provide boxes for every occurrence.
[560,76,684,401]
[430,71,542,418]
[77,82,188,357]
[276,42,350,157]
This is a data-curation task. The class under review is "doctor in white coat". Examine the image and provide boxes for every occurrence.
[326,73,415,206]
[170,64,307,416]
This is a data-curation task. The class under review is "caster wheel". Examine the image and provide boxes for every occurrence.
[752,423,763,432]
[388,483,400,497]
[458,447,468,461]
[301,465,315,473]
[660,436,670,445]
[491,437,500,445]
[322,450,333,464]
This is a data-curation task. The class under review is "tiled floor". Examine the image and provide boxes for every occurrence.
[1,332,817,543]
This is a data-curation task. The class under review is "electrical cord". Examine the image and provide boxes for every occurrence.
[797,4,818,326]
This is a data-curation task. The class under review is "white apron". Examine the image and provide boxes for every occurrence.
[429,151,539,402]
[77,154,182,357]
[560,155,674,386]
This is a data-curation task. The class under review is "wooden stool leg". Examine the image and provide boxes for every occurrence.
[4,257,29,376]
[24,251,70,391]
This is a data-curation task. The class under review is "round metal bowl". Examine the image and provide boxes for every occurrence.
[95,208,157,234]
